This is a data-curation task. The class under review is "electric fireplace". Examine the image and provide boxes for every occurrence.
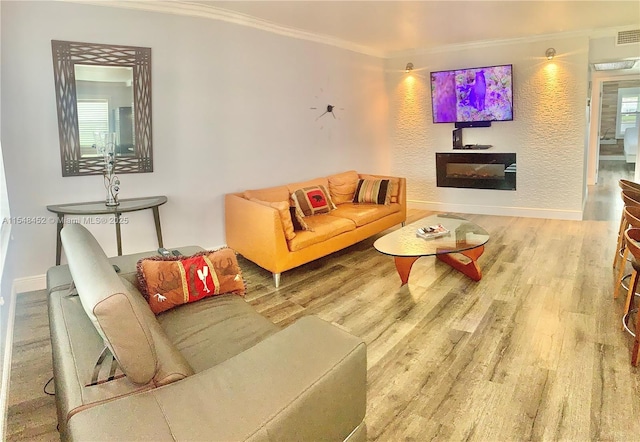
[436,152,516,190]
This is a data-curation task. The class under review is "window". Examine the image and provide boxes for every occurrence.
[617,87,640,138]
[77,99,109,149]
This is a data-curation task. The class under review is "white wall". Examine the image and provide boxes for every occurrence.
[387,36,589,219]
[0,1,389,282]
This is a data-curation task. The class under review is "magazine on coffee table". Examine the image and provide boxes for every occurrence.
[416,223,450,239]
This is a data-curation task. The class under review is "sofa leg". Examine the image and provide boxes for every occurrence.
[401,221,406,227]
[273,273,281,288]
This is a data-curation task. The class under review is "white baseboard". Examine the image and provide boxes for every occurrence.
[13,275,46,295]
[0,283,18,441]
[407,200,583,220]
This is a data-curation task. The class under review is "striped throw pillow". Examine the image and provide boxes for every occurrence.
[352,179,391,205]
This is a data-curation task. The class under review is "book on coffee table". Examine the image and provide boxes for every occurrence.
[416,224,450,239]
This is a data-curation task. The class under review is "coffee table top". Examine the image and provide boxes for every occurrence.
[374,214,489,258]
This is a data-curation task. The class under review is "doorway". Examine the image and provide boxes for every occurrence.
[588,73,640,186]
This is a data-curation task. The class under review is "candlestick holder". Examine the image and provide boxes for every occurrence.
[94,132,121,207]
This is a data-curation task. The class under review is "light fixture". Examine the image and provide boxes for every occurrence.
[545,48,556,60]
[593,60,637,71]
[405,62,414,73]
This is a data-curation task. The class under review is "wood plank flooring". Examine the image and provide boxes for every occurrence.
[6,160,640,441]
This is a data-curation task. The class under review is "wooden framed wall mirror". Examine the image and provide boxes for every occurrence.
[51,40,153,176]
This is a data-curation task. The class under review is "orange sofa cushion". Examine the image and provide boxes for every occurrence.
[330,203,400,227]
[328,170,360,205]
[287,214,356,252]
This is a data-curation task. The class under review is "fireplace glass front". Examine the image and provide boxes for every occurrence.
[436,152,516,190]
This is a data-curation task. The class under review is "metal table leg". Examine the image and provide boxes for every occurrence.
[115,213,122,256]
[152,206,164,248]
[55,215,65,265]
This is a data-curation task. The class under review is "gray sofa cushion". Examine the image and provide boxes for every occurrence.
[158,294,278,372]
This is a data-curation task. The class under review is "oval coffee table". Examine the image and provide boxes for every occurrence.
[374,214,489,285]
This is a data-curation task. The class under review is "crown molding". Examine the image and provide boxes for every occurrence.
[387,24,640,59]
[57,0,385,58]
[56,1,639,60]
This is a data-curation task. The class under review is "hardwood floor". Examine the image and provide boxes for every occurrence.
[6,160,640,441]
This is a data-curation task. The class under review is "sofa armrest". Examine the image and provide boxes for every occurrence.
[67,316,367,441]
[225,193,291,273]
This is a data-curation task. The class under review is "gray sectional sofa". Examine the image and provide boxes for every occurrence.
[46,223,367,441]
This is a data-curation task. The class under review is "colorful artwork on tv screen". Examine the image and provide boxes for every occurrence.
[431,64,513,123]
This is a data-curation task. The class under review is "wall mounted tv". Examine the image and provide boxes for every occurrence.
[430,64,513,124]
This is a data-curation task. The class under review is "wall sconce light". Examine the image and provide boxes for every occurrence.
[405,62,414,72]
[545,48,556,60]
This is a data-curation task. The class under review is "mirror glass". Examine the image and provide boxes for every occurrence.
[52,40,153,176]
[74,65,135,158]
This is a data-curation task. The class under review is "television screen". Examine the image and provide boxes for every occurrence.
[430,64,513,123]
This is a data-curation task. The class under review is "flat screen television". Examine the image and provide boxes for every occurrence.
[430,64,513,124]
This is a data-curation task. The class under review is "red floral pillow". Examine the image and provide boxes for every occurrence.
[291,185,336,216]
[136,248,245,314]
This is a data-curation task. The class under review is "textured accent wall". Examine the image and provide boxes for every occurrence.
[387,37,589,219]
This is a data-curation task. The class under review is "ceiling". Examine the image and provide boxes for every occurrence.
[199,1,640,56]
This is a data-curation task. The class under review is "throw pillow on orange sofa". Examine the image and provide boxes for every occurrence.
[353,179,391,205]
[291,185,336,216]
[137,248,245,314]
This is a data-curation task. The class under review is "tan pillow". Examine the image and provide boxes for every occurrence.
[137,248,245,315]
[250,198,296,240]
[328,170,360,205]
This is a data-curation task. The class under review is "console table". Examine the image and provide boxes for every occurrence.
[47,196,168,265]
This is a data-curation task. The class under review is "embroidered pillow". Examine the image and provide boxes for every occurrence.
[137,248,245,315]
[291,185,336,217]
[249,198,296,240]
[353,179,391,205]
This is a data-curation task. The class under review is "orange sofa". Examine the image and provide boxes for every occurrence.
[225,171,406,287]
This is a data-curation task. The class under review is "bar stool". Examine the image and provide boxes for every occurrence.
[614,180,640,259]
[619,179,640,193]
[613,188,640,271]
[621,227,640,366]
[614,205,640,299]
